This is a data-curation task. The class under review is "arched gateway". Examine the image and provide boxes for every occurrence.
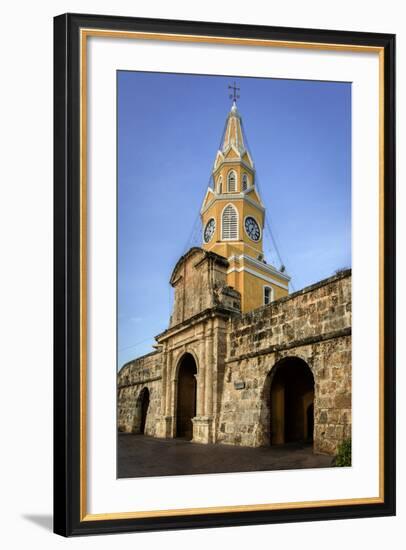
[176,353,197,440]
[269,357,314,446]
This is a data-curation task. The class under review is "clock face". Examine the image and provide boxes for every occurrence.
[204,218,216,243]
[244,216,261,241]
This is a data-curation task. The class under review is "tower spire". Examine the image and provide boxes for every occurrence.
[199,90,291,312]
[221,94,247,155]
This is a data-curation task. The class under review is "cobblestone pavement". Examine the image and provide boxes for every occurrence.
[117,434,334,478]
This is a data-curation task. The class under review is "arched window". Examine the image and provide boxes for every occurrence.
[242,173,248,191]
[227,170,237,192]
[216,176,222,194]
[222,204,238,240]
[263,286,273,305]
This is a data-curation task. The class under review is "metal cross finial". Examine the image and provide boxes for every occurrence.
[228,81,240,102]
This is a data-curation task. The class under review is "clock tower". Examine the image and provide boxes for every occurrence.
[200,96,290,312]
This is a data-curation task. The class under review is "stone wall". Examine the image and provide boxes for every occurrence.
[228,270,351,358]
[217,270,352,454]
[117,261,352,456]
[117,350,162,435]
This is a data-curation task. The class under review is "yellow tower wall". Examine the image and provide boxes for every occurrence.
[227,266,289,312]
[202,198,264,258]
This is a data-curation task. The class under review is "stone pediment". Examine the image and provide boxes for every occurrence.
[169,247,240,327]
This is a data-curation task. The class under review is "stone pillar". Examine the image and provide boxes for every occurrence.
[163,350,173,437]
[194,373,202,418]
[211,321,220,442]
[160,344,167,414]
[204,319,214,417]
[197,329,205,417]
[155,345,167,438]
[165,351,172,417]
[169,366,178,438]
[189,319,215,444]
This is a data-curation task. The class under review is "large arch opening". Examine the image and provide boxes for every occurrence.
[270,357,314,446]
[176,353,197,440]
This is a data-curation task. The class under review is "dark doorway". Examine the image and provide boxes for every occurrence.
[176,353,197,440]
[270,357,314,445]
[139,388,150,434]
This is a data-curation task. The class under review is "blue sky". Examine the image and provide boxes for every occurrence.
[117,71,351,369]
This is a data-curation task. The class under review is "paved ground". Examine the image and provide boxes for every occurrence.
[117,434,334,478]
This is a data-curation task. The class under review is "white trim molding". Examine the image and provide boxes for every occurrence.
[226,265,289,291]
[213,157,255,174]
[199,187,214,214]
[200,192,265,216]
[228,253,291,283]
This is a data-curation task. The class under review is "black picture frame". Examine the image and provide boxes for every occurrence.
[54,12,396,537]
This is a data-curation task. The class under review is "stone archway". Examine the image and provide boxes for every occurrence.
[176,353,197,440]
[269,357,314,446]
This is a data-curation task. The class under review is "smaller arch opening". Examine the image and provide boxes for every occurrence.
[227,170,237,192]
[134,387,150,435]
[242,173,248,191]
[176,353,197,440]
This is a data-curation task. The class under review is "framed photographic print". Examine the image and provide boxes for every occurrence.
[53,13,396,536]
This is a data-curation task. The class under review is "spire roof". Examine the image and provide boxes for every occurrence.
[212,100,254,173]
[221,100,246,154]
